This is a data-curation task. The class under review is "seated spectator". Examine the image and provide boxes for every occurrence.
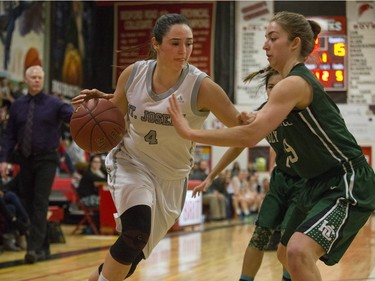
[189,159,209,181]
[229,170,257,221]
[58,139,75,176]
[0,77,15,109]
[0,174,30,251]
[67,140,88,168]
[76,155,107,207]
[203,171,227,221]
[67,140,89,183]
[231,161,241,177]
[13,81,27,99]
[247,162,257,177]
[242,173,263,214]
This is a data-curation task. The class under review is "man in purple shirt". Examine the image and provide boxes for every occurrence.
[0,65,74,264]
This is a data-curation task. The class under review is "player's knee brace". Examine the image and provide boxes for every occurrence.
[110,205,151,265]
[97,263,104,275]
[98,254,144,280]
[125,252,145,278]
[249,225,274,251]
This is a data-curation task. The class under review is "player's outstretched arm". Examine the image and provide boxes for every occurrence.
[192,147,244,198]
[169,77,301,148]
[72,64,133,115]
[168,94,256,147]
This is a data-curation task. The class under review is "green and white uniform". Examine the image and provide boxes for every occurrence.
[280,63,375,265]
[250,106,304,250]
[105,60,209,258]
[257,149,304,231]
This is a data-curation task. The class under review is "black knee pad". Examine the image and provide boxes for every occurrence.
[98,254,144,280]
[97,263,104,275]
[125,253,144,279]
[110,205,151,265]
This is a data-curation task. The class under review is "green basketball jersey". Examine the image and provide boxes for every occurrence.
[281,63,365,179]
[259,102,297,177]
[267,123,298,177]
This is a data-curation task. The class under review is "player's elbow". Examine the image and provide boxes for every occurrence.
[238,128,261,147]
[236,137,253,147]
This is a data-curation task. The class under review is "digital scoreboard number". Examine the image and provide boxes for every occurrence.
[305,16,347,91]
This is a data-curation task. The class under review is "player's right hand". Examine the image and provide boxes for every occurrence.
[71,89,115,108]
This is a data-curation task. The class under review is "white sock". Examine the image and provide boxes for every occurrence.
[98,272,109,281]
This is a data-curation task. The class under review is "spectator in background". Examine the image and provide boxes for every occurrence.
[76,155,107,208]
[13,81,27,99]
[247,162,257,178]
[0,186,30,250]
[0,104,8,140]
[229,170,252,220]
[0,65,74,264]
[0,77,15,108]
[189,159,209,181]
[238,174,258,216]
[190,160,227,221]
[57,139,75,176]
[67,140,88,171]
[202,171,227,221]
[230,161,241,177]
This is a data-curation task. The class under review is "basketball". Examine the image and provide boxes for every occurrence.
[70,98,125,154]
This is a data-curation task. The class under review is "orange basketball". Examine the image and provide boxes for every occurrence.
[70,99,125,154]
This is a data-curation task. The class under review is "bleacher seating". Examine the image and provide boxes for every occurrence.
[51,177,76,203]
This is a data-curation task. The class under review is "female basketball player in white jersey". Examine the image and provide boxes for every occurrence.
[168,11,375,281]
[72,13,247,281]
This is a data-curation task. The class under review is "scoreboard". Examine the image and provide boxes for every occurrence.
[305,16,347,91]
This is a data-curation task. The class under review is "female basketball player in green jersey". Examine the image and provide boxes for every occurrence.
[169,11,375,281]
[193,68,304,281]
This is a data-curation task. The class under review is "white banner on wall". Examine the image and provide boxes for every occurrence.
[178,190,202,227]
[235,1,273,107]
[338,104,375,142]
[346,1,375,104]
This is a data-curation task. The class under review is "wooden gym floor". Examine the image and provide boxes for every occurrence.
[0,214,374,281]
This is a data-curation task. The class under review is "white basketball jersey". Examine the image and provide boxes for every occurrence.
[120,60,209,180]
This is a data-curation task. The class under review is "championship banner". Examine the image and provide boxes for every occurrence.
[113,2,215,88]
[0,1,45,81]
[50,1,95,99]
